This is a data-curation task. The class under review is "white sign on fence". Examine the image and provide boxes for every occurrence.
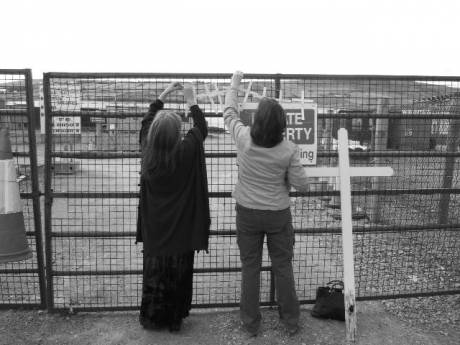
[52,116,81,135]
[42,84,83,135]
[240,102,318,165]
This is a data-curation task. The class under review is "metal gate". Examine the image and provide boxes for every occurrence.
[43,72,460,311]
[0,69,46,309]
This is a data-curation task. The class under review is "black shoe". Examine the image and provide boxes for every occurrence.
[140,320,163,331]
[140,315,164,330]
[169,321,182,332]
[242,324,258,337]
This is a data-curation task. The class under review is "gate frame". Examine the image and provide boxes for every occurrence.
[42,72,460,312]
[0,68,47,309]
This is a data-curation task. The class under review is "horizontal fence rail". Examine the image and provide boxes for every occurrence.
[0,69,46,309]
[42,72,460,311]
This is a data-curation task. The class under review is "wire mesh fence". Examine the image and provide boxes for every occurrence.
[0,69,46,309]
[43,73,460,311]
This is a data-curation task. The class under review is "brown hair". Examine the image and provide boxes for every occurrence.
[250,98,286,148]
[141,110,182,177]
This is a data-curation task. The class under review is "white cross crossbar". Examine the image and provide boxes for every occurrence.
[305,166,393,178]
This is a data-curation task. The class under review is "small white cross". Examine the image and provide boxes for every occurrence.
[305,128,394,343]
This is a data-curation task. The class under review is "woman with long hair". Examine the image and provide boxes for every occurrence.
[137,82,210,332]
[224,72,309,336]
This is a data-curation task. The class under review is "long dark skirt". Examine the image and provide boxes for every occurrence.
[139,252,194,331]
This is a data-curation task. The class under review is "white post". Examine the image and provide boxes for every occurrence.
[337,128,357,342]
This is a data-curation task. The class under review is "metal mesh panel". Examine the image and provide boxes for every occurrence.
[0,70,45,308]
[281,76,460,300]
[44,73,460,311]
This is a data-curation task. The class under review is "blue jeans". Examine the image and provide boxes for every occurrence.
[236,204,299,332]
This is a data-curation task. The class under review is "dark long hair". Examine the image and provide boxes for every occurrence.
[250,98,286,148]
[141,110,182,177]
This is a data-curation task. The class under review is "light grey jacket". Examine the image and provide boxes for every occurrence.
[223,88,309,210]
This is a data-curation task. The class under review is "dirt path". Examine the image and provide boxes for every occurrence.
[1,301,457,345]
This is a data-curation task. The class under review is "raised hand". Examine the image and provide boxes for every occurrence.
[183,83,197,108]
[159,82,183,102]
[230,71,244,90]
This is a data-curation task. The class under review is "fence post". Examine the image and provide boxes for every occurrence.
[268,74,282,306]
[268,74,282,307]
[438,98,460,224]
[95,122,103,150]
[43,73,55,310]
[323,112,333,151]
[321,112,335,202]
[24,69,48,309]
[369,97,389,223]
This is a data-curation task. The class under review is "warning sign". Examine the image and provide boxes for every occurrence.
[240,102,317,165]
[52,116,81,135]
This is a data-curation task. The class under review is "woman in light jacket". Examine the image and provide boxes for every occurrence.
[224,71,309,336]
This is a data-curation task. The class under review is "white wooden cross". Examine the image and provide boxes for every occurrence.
[305,128,394,343]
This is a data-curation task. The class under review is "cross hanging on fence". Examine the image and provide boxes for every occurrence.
[196,81,274,111]
[305,128,394,343]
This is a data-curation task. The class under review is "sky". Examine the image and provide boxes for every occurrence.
[2,0,460,78]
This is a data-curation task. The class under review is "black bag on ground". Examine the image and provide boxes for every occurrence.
[311,280,345,321]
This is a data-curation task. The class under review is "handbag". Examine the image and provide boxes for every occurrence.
[311,280,345,321]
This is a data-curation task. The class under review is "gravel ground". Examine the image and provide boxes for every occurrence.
[382,295,460,339]
[1,300,459,345]
[2,133,459,344]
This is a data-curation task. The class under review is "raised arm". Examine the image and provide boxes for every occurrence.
[190,105,208,139]
[139,99,163,148]
[223,71,249,147]
[184,83,208,140]
[139,82,183,149]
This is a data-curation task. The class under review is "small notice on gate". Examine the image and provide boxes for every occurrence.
[52,116,81,135]
[240,102,317,165]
